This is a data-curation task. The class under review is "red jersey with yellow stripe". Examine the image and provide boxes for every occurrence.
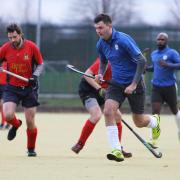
[0,40,43,87]
[89,58,112,89]
[0,61,7,85]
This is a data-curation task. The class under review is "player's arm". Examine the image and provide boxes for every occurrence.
[33,64,44,77]
[95,44,108,82]
[159,50,180,70]
[124,53,146,94]
[159,61,180,70]
[33,43,44,77]
[29,43,44,86]
[132,53,146,84]
[84,68,101,90]
[146,65,154,72]
[142,48,154,72]
[0,46,5,66]
[84,60,106,98]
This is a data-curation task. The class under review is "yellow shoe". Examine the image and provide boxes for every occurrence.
[152,114,161,140]
[107,149,124,162]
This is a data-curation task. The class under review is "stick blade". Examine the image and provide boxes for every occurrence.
[66,64,74,69]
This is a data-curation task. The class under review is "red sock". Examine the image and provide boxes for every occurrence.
[1,111,5,125]
[78,119,96,146]
[7,115,21,128]
[27,128,37,150]
[116,122,122,142]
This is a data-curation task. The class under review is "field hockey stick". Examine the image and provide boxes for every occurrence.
[0,67,29,82]
[67,64,119,86]
[121,119,162,158]
[142,48,151,57]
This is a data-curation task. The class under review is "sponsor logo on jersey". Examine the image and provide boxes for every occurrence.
[24,53,29,60]
[162,55,168,60]
[115,44,119,50]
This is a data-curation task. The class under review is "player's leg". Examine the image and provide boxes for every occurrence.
[164,85,180,141]
[104,85,125,162]
[24,107,37,157]
[71,97,102,154]
[22,86,39,157]
[151,85,163,115]
[114,109,132,158]
[0,85,5,129]
[3,85,22,140]
[128,83,161,143]
[3,101,22,140]
[0,100,4,129]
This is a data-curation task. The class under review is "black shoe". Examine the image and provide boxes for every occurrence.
[122,150,132,158]
[27,149,37,157]
[0,123,4,129]
[71,142,84,154]
[4,124,10,130]
[7,120,22,141]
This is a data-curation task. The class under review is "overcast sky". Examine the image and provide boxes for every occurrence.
[0,0,172,25]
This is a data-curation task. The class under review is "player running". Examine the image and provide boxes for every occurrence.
[0,61,10,130]
[0,23,44,156]
[94,14,161,162]
[146,32,180,143]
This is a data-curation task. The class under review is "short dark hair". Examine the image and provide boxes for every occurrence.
[94,13,112,24]
[6,23,23,35]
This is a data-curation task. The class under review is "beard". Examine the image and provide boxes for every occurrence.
[157,44,166,50]
[12,40,21,48]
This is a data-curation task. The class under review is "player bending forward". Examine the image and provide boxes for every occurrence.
[71,58,132,158]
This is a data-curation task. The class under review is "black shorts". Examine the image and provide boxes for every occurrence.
[151,84,177,109]
[78,79,105,106]
[106,80,145,114]
[0,85,5,99]
[3,84,40,108]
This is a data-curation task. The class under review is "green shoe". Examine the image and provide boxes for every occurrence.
[107,149,124,162]
[152,114,161,140]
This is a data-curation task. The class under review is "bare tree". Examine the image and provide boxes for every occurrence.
[168,0,180,26]
[17,0,37,24]
[69,0,143,26]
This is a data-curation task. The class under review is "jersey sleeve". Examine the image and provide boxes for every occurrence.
[171,49,180,63]
[32,43,43,65]
[0,44,7,62]
[119,35,141,62]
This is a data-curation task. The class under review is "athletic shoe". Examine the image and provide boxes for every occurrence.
[107,149,124,162]
[4,124,10,130]
[152,114,161,140]
[0,123,4,129]
[71,142,84,154]
[7,120,22,141]
[122,150,132,158]
[27,149,37,157]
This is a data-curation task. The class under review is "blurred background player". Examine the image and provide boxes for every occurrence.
[71,58,132,158]
[146,32,180,142]
[0,23,44,156]
[0,61,10,130]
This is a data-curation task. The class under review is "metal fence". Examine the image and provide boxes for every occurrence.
[0,24,180,97]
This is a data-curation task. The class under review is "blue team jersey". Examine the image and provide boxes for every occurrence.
[96,28,141,85]
[151,47,180,87]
